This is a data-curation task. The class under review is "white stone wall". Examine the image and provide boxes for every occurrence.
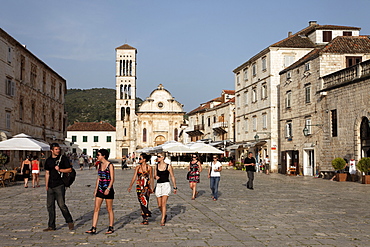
[234,47,313,172]
[67,131,116,158]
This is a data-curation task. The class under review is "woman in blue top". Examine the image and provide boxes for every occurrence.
[85,149,115,234]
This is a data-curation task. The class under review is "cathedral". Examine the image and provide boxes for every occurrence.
[115,44,184,159]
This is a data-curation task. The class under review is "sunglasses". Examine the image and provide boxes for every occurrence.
[213,157,217,159]
[96,154,101,157]
[139,157,143,160]
[157,156,163,158]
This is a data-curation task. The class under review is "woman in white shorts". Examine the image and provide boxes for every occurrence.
[31,156,40,188]
[154,153,177,226]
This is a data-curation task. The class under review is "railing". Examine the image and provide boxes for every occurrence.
[212,121,228,129]
[322,59,370,90]
[194,124,204,131]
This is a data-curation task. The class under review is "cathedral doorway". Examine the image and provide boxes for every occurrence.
[360,117,370,158]
[155,135,166,146]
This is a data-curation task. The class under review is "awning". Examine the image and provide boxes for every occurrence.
[226,144,241,150]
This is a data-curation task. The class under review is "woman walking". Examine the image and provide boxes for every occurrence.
[208,155,222,201]
[188,154,202,200]
[31,156,40,188]
[154,153,177,226]
[128,153,153,225]
[20,155,32,188]
[85,149,115,234]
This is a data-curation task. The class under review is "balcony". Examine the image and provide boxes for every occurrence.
[186,124,204,137]
[212,121,228,135]
[322,59,370,91]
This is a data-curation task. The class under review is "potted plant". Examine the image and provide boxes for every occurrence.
[356,157,370,184]
[331,158,347,182]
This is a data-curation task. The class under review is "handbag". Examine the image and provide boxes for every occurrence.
[186,171,191,180]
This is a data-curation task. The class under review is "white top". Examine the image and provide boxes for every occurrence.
[210,161,222,177]
[264,157,270,164]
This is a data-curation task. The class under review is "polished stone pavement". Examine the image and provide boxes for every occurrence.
[0,165,369,246]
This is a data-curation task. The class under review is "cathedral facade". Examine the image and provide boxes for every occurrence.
[115,44,184,158]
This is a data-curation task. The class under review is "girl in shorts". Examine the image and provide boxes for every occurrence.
[31,156,40,188]
[154,153,177,226]
[85,149,115,234]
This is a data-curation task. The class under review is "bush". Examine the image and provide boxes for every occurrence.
[357,157,370,175]
[331,158,346,171]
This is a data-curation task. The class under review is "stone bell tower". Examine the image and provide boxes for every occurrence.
[115,44,137,158]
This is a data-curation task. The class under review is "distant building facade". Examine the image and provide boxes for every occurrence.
[115,45,184,158]
[279,35,370,175]
[186,90,235,147]
[137,84,184,149]
[66,122,116,158]
[0,28,67,167]
[233,21,361,172]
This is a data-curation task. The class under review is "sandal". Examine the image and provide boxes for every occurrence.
[105,226,114,234]
[160,221,165,226]
[85,226,97,234]
[164,215,167,223]
[140,219,149,225]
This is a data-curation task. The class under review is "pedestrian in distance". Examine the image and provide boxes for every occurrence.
[244,152,256,190]
[85,149,115,234]
[154,152,177,226]
[188,154,202,200]
[31,155,40,188]
[208,155,222,201]
[127,153,153,225]
[79,155,84,170]
[43,143,74,231]
[20,155,31,188]
[264,155,270,175]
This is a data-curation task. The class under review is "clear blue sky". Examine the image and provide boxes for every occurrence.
[2,0,369,112]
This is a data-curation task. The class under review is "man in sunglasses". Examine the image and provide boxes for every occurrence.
[43,143,74,231]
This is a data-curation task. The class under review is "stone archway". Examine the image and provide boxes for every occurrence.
[154,135,166,146]
[360,117,370,158]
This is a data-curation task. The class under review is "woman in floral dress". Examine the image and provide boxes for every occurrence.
[188,154,202,200]
[128,153,153,225]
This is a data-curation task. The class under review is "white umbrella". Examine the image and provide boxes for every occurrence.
[188,142,224,154]
[0,133,50,151]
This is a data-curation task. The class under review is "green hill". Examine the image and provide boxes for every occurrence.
[65,88,143,127]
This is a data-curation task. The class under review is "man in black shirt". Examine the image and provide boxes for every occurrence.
[43,143,74,231]
[244,152,256,190]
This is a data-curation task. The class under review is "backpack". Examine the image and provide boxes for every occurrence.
[57,155,76,187]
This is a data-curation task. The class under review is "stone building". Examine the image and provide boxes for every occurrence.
[186,90,235,147]
[136,84,184,149]
[279,36,370,175]
[232,21,361,172]
[66,122,116,158]
[115,44,184,158]
[0,28,67,166]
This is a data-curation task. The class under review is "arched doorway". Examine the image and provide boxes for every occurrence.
[360,117,370,158]
[154,135,166,146]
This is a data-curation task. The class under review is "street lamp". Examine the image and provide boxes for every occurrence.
[302,124,323,136]
[254,134,259,141]
[254,132,271,141]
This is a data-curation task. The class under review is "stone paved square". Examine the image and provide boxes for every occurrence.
[0,166,369,246]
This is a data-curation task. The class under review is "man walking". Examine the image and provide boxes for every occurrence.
[244,152,256,190]
[43,143,74,231]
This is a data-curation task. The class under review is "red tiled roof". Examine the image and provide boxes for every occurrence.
[67,122,116,131]
[280,36,370,74]
[321,36,370,53]
[235,23,361,72]
[222,90,235,95]
[116,44,136,50]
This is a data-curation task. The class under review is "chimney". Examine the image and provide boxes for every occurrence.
[288,31,292,37]
[309,21,317,26]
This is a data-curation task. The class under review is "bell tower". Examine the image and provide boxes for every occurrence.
[115,44,137,158]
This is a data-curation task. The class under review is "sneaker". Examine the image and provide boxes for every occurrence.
[68,222,74,230]
[43,227,56,232]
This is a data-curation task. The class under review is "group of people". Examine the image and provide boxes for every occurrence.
[20,155,41,188]
[41,143,225,234]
